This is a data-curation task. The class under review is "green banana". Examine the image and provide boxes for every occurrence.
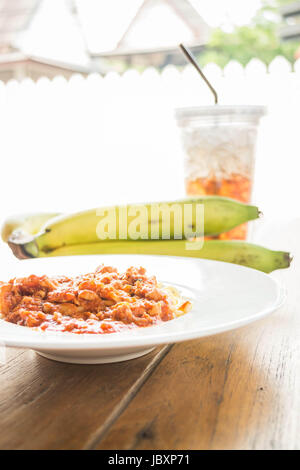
[8,238,291,273]
[6,197,259,256]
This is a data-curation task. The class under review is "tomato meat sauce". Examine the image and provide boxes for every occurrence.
[0,265,191,335]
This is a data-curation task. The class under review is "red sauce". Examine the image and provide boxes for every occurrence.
[0,265,178,334]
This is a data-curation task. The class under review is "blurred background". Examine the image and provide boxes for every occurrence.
[0,0,300,244]
[0,0,299,76]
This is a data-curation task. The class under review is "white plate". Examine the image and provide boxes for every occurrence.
[0,255,285,364]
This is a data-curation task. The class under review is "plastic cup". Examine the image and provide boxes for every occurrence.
[175,105,266,240]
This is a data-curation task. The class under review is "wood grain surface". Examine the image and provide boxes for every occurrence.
[0,346,170,449]
[0,222,299,450]
[98,312,299,450]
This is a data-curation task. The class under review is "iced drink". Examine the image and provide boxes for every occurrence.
[175,105,266,239]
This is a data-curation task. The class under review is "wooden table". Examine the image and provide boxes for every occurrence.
[0,222,299,450]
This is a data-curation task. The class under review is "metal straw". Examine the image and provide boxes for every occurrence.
[179,43,218,105]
